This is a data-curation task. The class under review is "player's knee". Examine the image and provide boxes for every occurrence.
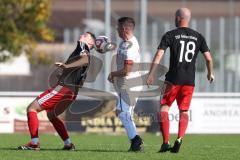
[118,110,133,123]
[180,110,188,114]
[47,111,57,122]
[27,100,39,113]
[160,104,170,112]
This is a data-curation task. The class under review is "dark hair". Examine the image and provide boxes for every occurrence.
[86,31,96,41]
[118,17,135,29]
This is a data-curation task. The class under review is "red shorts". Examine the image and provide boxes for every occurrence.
[160,84,194,111]
[36,85,76,112]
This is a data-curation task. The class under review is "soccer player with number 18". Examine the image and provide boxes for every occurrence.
[147,8,214,153]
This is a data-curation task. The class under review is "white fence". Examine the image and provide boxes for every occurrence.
[0,92,240,134]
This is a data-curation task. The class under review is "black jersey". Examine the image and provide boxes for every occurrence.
[58,41,90,93]
[158,27,210,86]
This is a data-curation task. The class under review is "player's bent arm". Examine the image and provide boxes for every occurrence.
[203,51,214,82]
[146,49,164,85]
[148,49,164,76]
[111,62,133,77]
[65,54,89,68]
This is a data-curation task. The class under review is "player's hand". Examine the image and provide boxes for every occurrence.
[146,74,154,87]
[55,62,68,69]
[207,74,215,83]
[108,73,114,83]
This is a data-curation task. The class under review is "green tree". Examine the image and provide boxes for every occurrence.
[0,0,54,63]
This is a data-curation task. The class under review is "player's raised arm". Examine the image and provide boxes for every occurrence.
[55,52,89,69]
[55,32,95,69]
[203,51,214,83]
[147,49,165,85]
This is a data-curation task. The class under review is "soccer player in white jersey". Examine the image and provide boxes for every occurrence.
[108,17,143,152]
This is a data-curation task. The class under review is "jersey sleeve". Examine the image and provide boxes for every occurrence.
[199,34,210,53]
[157,32,171,50]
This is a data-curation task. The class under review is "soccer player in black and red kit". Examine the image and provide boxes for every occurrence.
[147,8,214,153]
[18,32,96,150]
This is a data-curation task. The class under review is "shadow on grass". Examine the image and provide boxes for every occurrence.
[74,149,128,153]
[0,147,129,153]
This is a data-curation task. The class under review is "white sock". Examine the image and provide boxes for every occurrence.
[177,137,183,142]
[64,138,71,145]
[31,138,39,145]
[118,111,137,140]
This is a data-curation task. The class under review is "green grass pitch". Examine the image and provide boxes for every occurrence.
[0,133,240,160]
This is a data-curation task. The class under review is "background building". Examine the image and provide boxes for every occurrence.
[1,0,240,93]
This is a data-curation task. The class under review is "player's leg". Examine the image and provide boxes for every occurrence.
[170,110,188,153]
[18,85,75,150]
[158,84,179,152]
[18,87,56,150]
[47,98,75,150]
[27,100,43,143]
[178,110,189,139]
[18,100,43,150]
[116,94,143,152]
[171,85,194,153]
[158,104,171,152]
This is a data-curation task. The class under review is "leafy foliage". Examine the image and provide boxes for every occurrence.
[0,0,54,63]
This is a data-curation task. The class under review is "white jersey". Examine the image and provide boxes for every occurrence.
[116,36,141,90]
